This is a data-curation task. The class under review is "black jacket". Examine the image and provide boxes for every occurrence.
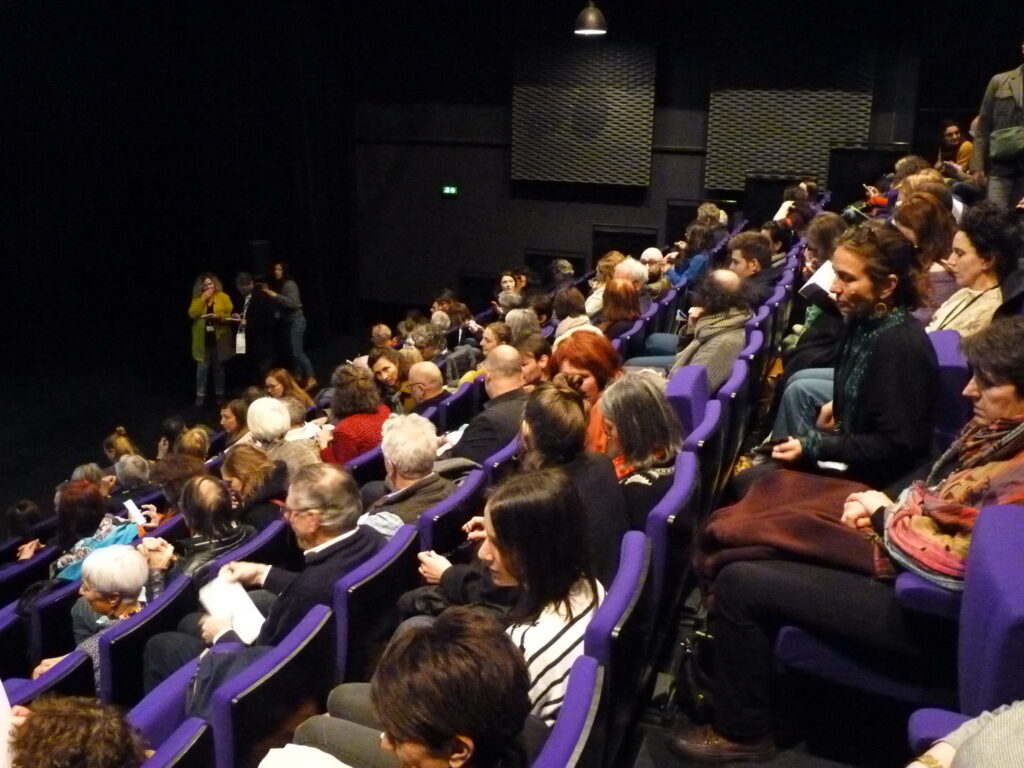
[560,453,629,586]
[236,461,289,530]
[452,388,527,466]
[217,526,386,647]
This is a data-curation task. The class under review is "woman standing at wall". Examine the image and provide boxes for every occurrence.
[263,261,316,390]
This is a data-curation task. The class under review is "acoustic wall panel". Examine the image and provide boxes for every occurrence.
[705,65,874,190]
[512,43,655,187]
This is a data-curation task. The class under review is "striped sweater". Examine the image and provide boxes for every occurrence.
[507,581,605,725]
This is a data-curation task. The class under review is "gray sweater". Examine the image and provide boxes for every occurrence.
[669,308,751,391]
[945,699,1024,767]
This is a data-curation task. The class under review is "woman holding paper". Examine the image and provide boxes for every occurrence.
[189,272,234,407]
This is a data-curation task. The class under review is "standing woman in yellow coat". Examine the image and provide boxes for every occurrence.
[189,273,234,406]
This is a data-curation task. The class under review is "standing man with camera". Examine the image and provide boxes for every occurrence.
[233,272,278,388]
[972,38,1024,208]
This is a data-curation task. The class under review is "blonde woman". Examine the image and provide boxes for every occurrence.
[188,273,234,406]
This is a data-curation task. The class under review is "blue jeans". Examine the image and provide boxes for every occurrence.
[771,367,834,439]
[196,346,225,399]
[286,313,314,381]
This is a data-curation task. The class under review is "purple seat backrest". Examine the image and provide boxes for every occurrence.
[715,360,751,476]
[4,649,95,706]
[198,520,289,582]
[665,365,709,435]
[927,330,972,452]
[333,525,421,684]
[645,452,699,612]
[585,532,648,666]
[140,717,212,768]
[741,329,765,362]
[438,376,479,432]
[958,505,1024,715]
[484,436,520,482]
[142,513,188,543]
[541,324,555,340]
[715,359,749,412]
[418,470,487,553]
[344,445,386,486]
[129,656,201,748]
[419,404,441,430]
[0,546,62,606]
[610,337,624,355]
[745,305,770,334]
[210,604,334,768]
[530,655,602,768]
[99,575,195,705]
[29,577,82,662]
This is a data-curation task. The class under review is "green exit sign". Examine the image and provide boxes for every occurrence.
[441,185,459,197]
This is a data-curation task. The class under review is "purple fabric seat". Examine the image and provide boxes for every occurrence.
[617,319,648,359]
[3,649,95,705]
[645,452,699,619]
[927,330,972,453]
[907,709,970,755]
[197,520,290,583]
[483,435,520,483]
[666,364,709,436]
[344,445,386,486]
[657,288,679,333]
[714,359,751,498]
[0,545,62,606]
[419,404,441,430]
[140,717,213,768]
[0,602,25,679]
[682,395,725,521]
[438,375,485,433]
[584,533,654,768]
[99,575,195,706]
[895,571,960,620]
[141,513,188,544]
[28,578,82,663]
[739,329,768,398]
[777,505,1024,721]
[745,305,770,335]
[129,655,199,749]
[531,655,603,768]
[417,469,487,554]
[333,525,420,684]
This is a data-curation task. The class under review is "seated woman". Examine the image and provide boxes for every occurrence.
[218,398,252,450]
[155,415,186,460]
[148,453,208,528]
[552,287,595,339]
[584,250,626,319]
[248,397,321,482]
[927,201,1020,337]
[265,367,314,409]
[9,696,147,768]
[3,499,43,543]
[457,321,511,386]
[599,371,683,530]
[173,426,211,460]
[138,475,254,598]
[294,607,543,768]
[105,454,155,513]
[321,364,391,465]
[547,330,622,453]
[16,480,139,581]
[387,470,603,726]
[517,333,552,391]
[519,382,629,585]
[368,347,415,414]
[674,317,1024,762]
[102,426,140,470]
[666,222,714,286]
[597,278,641,341]
[32,545,149,688]
[759,220,938,490]
[221,443,289,529]
[504,308,541,346]
[893,191,957,324]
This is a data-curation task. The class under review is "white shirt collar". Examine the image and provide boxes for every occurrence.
[304,527,358,556]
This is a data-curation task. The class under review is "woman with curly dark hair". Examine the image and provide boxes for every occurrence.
[367,346,415,414]
[262,261,316,390]
[321,364,391,464]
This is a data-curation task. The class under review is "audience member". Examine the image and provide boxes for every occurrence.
[527,291,554,326]
[585,250,626,319]
[189,272,234,407]
[727,231,780,305]
[547,330,622,453]
[971,39,1024,207]
[322,364,390,465]
[408,361,448,415]
[266,367,315,409]
[516,334,552,390]
[138,475,254,598]
[504,308,541,346]
[174,426,211,460]
[102,426,139,467]
[519,382,628,584]
[409,323,447,367]
[367,347,414,414]
[248,397,320,481]
[497,271,518,296]
[3,499,42,541]
[674,317,1024,763]
[150,452,207,515]
[449,346,527,465]
[283,396,321,448]
[550,257,575,292]
[553,287,595,338]
[640,246,671,298]
[233,271,278,382]
[697,201,730,248]
[612,257,652,314]
[927,201,1020,337]
[667,222,714,285]
[221,443,289,529]
[935,118,973,177]
[295,608,541,768]
[9,696,146,768]
[893,191,958,323]
[760,220,794,267]
[597,278,642,340]
[143,463,385,691]
[155,415,187,460]
[359,414,455,537]
[457,321,511,386]
[599,371,683,530]
[218,397,252,449]
[106,454,154,512]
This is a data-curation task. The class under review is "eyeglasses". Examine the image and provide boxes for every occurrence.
[280,504,320,521]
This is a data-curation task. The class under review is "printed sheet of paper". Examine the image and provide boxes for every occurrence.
[199,576,266,644]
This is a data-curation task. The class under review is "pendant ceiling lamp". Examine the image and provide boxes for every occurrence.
[574,2,607,36]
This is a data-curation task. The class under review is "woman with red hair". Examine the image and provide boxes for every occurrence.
[893,191,958,323]
[548,330,622,452]
[597,278,641,341]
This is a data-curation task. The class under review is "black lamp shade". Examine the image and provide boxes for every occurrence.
[574,5,606,35]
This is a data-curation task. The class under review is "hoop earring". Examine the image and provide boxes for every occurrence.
[873,301,889,318]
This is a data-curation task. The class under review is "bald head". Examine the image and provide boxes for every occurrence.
[693,269,751,316]
[408,361,445,403]
[710,268,742,292]
[484,345,524,398]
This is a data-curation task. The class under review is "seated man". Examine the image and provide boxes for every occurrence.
[613,256,653,314]
[408,361,448,415]
[294,607,546,767]
[760,220,794,268]
[449,346,527,465]
[142,463,385,691]
[352,323,394,369]
[408,323,448,367]
[728,231,782,306]
[359,414,455,537]
[640,247,672,299]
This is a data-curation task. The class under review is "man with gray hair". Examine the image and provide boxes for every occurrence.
[408,361,448,415]
[359,414,455,538]
[613,256,653,313]
[247,397,320,482]
[409,323,447,366]
[282,395,321,447]
[449,345,526,465]
[142,463,386,690]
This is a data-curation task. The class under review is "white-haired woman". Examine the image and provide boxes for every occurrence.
[32,545,150,686]
[247,397,321,483]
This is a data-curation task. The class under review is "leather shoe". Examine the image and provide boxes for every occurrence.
[667,723,776,763]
